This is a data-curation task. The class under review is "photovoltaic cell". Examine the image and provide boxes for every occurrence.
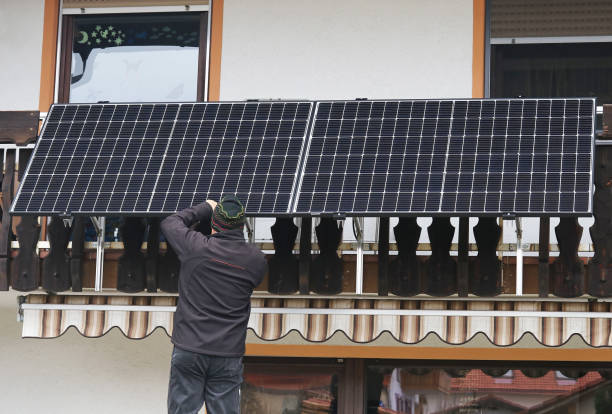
[12,101,313,215]
[293,98,595,216]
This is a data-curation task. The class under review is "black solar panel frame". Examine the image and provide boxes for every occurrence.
[291,97,596,218]
[10,101,315,217]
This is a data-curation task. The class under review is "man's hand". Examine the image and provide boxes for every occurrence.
[206,199,217,210]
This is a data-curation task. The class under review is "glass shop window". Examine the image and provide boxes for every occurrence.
[366,365,612,414]
[241,365,339,413]
[64,12,205,103]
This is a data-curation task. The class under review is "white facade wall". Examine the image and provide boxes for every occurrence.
[0,2,476,413]
[222,0,476,244]
[220,0,474,101]
[1,5,173,413]
[0,0,44,111]
[0,291,173,414]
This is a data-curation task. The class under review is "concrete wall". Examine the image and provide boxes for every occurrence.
[0,0,44,110]
[220,0,473,101]
[0,290,173,413]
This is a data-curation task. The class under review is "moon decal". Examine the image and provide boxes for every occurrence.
[77,31,88,44]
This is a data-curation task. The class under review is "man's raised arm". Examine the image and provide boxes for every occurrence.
[160,200,217,260]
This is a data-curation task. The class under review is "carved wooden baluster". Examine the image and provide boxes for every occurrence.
[471,217,502,296]
[589,127,612,296]
[145,219,160,293]
[117,218,146,292]
[310,218,343,294]
[159,242,180,293]
[70,217,85,292]
[0,151,13,291]
[457,217,469,297]
[11,149,39,291]
[551,218,584,297]
[425,217,456,296]
[268,218,299,294]
[377,217,390,296]
[389,218,421,296]
[42,217,71,292]
[298,217,312,294]
[10,216,40,291]
[539,217,550,297]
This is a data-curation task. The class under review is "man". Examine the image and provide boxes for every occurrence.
[161,195,267,414]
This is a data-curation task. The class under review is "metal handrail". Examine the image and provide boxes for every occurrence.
[11,240,595,253]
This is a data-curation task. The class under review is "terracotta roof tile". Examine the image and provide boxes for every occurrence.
[451,370,602,393]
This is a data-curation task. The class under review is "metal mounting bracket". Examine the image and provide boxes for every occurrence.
[16,295,25,322]
[353,217,364,294]
[246,217,255,244]
[515,217,523,295]
[91,217,106,292]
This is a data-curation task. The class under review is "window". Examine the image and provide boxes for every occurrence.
[366,365,612,414]
[59,11,208,103]
[56,8,209,241]
[491,42,612,104]
[241,363,340,413]
[488,1,612,103]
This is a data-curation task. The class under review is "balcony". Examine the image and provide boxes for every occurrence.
[3,104,612,356]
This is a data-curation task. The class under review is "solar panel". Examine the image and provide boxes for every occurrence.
[11,101,313,216]
[293,98,595,216]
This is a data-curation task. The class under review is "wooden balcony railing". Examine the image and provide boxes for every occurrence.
[1,107,611,298]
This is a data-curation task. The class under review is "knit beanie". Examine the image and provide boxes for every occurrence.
[211,195,246,232]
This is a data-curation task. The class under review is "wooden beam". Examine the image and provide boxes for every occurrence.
[246,343,612,362]
[0,153,13,291]
[472,0,486,98]
[207,0,224,101]
[39,0,61,112]
[0,112,39,145]
[341,359,364,414]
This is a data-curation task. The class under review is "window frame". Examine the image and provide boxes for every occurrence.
[56,8,210,104]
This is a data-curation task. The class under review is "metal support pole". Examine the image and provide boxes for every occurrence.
[353,217,364,294]
[246,217,255,243]
[515,217,523,296]
[91,217,105,292]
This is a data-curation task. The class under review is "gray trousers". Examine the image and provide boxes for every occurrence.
[168,346,243,414]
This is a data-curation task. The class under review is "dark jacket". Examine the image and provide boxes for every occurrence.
[160,202,267,357]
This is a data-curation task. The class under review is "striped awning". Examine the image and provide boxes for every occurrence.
[20,295,612,348]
